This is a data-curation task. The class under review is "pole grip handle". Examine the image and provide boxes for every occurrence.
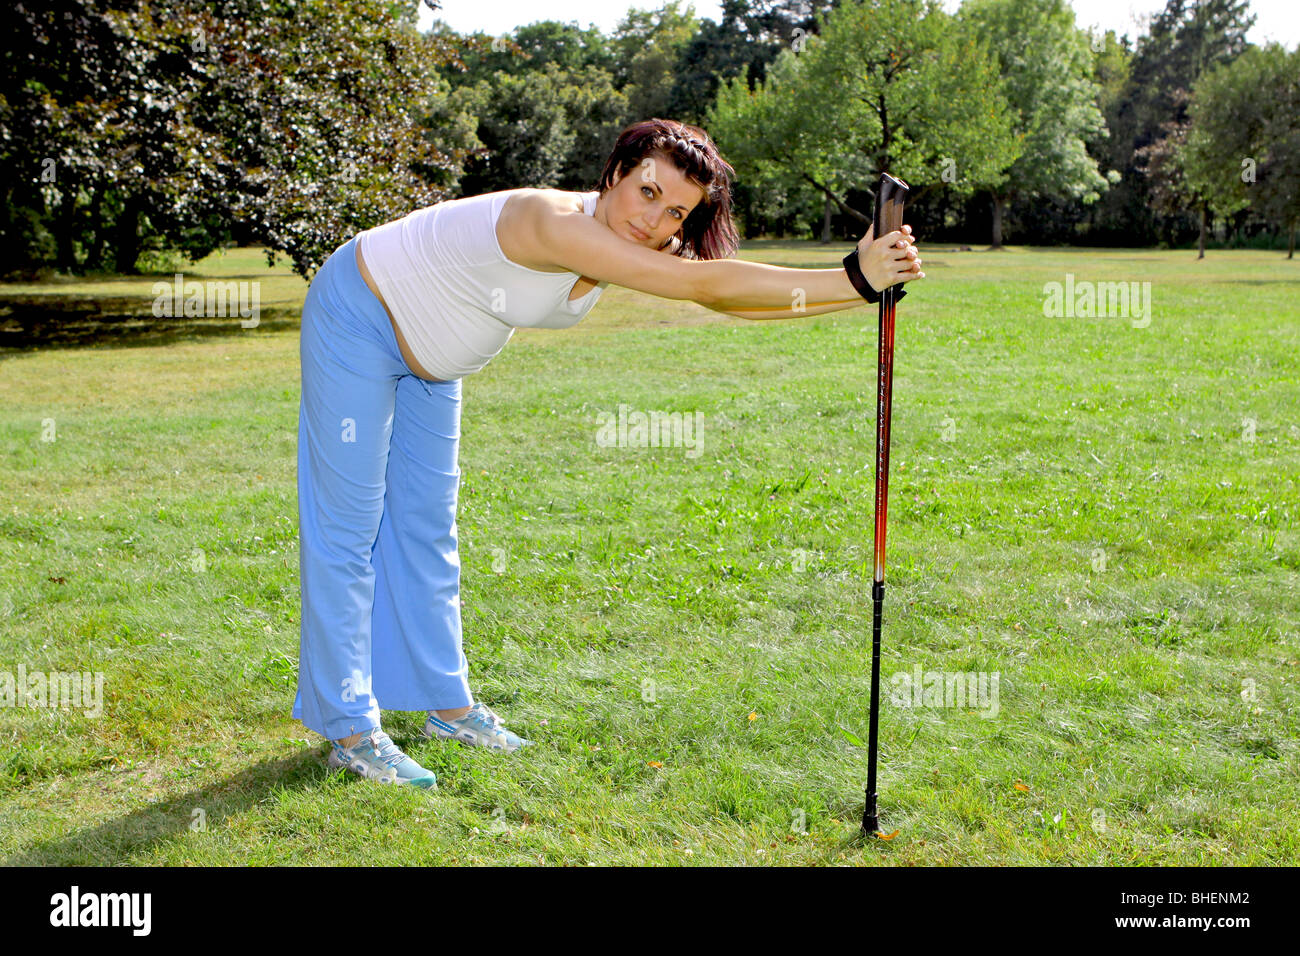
[872,173,909,240]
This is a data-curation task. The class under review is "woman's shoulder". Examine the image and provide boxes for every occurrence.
[496,189,594,241]
[502,187,591,216]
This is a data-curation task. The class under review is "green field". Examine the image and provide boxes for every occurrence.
[1,240,1297,865]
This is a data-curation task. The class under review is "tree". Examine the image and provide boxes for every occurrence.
[668,0,839,125]
[1253,46,1300,258]
[1099,0,1254,244]
[201,0,473,277]
[704,48,823,238]
[708,0,1019,238]
[449,64,627,195]
[961,0,1111,248]
[610,1,699,123]
[513,20,613,74]
[1134,90,1206,255]
[431,19,614,91]
[2,0,472,278]
[0,0,223,274]
[1182,43,1300,258]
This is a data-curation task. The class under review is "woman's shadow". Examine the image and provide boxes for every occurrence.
[5,749,327,865]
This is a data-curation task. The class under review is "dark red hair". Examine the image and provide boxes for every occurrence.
[596,119,739,261]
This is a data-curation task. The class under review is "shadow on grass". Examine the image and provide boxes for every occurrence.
[2,750,334,866]
[0,295,300,354]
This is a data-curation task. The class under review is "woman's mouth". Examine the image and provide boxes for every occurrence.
[628,224,650,241]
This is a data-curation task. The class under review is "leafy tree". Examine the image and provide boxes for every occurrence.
[449,64,627,195]
[610,1,700,123]
[1183,43,1300,258]
[1091,28,1133,124]
[0,0,221,274]
[709,0,1018,236]
[704,49,821,238]
[1252,46,1300,258]
[669,0,839,125]
[514,20,614,73]
[432,19,613,91]
[213,0,471,277]
[2,0,471,278]
[1099,0,1254,243]
[960,0,1111,248]
[1134,89,1204,253]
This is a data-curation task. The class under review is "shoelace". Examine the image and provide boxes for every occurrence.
[461,704,507,737]
[359,731,407,769]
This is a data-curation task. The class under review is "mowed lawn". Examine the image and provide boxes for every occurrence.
[1,238,1296,866]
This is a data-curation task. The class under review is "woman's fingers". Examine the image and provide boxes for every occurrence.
[894,255,924,276]
[896,261,924,281]
[876,229,906,249]
[877,228,920,258]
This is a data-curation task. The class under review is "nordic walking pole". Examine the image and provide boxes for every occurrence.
[863,172,910,835]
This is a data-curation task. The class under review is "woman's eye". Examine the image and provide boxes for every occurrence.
[642,186,653,198]
[670,209,682,219]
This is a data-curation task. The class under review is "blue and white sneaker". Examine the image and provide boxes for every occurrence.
[327,728,438,788]
[423,702,531,752]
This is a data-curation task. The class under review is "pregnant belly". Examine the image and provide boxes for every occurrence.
[355,244,451,383]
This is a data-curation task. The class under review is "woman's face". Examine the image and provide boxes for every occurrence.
[600,151,706,250]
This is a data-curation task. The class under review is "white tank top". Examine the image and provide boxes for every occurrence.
[357,188,608,381]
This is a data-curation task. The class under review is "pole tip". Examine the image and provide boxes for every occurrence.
[862,795,879,834]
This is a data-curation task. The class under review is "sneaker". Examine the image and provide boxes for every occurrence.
[327,728,437,788]
[423,702,531,752]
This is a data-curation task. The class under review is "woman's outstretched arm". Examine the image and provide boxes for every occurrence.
[520,192,923,316]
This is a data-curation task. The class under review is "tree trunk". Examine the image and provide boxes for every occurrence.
[800,173,870,226]
[1197,202,1206,260]
[820,193,833,243]
[84,189,106,271]
[990,194,1004,250]
[114,195,143,274]
[55,185,79,273]
[1289,220,1295,260]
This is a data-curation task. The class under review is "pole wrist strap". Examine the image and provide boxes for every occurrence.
[843,250,907,304]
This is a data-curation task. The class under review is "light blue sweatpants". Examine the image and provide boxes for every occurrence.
[292,235,472,742]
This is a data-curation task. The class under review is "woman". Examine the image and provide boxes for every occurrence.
[292,118,923,788]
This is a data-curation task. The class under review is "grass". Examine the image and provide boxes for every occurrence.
[0,239,1297,866]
